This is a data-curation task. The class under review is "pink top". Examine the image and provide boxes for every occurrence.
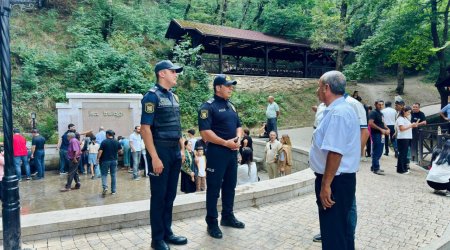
[68,138,81,160]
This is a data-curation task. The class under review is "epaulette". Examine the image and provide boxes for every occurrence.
[206,98,215,104]
[148,86,158,93]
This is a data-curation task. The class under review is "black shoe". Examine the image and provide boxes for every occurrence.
[207,223,223,239]
[312,233,321,242]
[164,234,187,245]
[220,215,245,229]
[151,240,170,250]
[74,183,81,189]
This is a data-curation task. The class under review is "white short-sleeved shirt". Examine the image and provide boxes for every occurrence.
[314,103,327,128]
[427,161,450,183]
[396,116,412,139]
[129,132,142,151]
[381,107,397,126]
[309,97,361,175]
[344,95,367,128]
[266,102,279,119]
[237,162,258,185]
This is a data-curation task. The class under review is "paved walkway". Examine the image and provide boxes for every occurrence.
[17,128,450,249]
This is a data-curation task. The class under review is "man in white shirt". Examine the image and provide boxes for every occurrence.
[309,71,360,250]
[129,126,142,180]
[381,101,397,156]
[264,131,281,179]
[266,96,280,137]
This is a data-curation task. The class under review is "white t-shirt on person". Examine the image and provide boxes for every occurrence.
[396,116,412,139]
[237,162,258,185]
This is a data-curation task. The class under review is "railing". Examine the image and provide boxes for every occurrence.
[417,122,450,167]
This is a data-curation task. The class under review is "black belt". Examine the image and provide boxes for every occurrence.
[154,140,179,147]
[315,172,355,177]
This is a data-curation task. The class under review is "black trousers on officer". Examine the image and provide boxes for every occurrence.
[205,143,238,221]
[315,172,356,250]
[148,142,181,241]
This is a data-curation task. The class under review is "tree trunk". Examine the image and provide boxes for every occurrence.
[220,0,228,25]
[336,0,348,71]
[184,0,192,19]
[250,0,268,29]
[238,0,251,29]
[431,0,450,108]
[396,64,404,95]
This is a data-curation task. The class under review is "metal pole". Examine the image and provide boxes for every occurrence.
[0,0,22,248]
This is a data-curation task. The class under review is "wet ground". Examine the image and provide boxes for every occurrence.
[12,167,270,216]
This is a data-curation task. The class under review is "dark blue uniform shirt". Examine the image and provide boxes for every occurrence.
[198,95,241,140]
[141,84,175,126]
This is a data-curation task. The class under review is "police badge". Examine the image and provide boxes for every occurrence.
[145,103,155,113]
[200,110,208,119]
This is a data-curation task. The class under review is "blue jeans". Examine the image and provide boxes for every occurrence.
[267,118,278,136]
[14,155,30,180]
[132,151,141,179]
[34,149,45,178]
[371,133,383,171]
[100,160,118,193]
[59,149,68,173]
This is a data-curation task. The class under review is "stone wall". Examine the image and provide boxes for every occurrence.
[210,74,318,93]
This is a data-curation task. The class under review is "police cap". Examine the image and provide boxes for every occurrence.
[154,60,183,74]
[213,74,237,87]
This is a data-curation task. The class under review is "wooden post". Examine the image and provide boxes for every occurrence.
[303,49,308,78]
[264,44,269,76]
[219,39,223,74]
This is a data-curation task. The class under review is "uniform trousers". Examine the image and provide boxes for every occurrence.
[205,143,238,221]
[315,172,356,250]
[148,143,181,241]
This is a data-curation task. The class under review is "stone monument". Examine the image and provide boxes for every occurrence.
[56,93,143,138]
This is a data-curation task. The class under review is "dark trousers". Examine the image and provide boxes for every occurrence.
[205,143,238,221]
[397,139,410,173]
[384,125,395,155]
[267,118,278,136]
[148,144,181,241]
[65,158,80,188]
[371,133,383,171]
[427,181,450,191]
[315,173,356,250]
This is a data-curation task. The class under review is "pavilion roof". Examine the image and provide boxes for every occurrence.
[166,19,353,52]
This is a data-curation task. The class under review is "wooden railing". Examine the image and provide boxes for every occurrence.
[417,123,450,167]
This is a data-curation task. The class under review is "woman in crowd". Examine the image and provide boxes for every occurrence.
[237,147,258,185]
[396,106,418,174]
[88,136,100,179]
[427,140,450,196]
[278,134,293,176]
[180,141,196,193]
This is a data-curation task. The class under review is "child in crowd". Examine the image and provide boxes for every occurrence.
[237,147,258,185]
[278,134,293,176]
[180,141,197,193]
[195,146,207,191]
[88,136,100,179]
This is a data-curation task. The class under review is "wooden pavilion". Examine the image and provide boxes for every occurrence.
[165,19,353,78]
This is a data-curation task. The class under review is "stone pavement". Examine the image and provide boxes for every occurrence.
[19,133,450,249]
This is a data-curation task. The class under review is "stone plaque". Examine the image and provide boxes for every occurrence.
[82,102,133,138]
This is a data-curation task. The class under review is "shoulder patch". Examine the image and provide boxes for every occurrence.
[145,103,155,113]
[200,109,208,119]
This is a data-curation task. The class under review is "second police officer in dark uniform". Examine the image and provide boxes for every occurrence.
[141,60,187,250]
[198,74,245,239]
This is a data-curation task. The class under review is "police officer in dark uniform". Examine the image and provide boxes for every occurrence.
[198,74,245,239]
[141,60,187,250]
